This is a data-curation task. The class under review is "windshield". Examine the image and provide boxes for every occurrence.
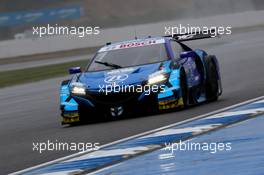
[87,43,169,71]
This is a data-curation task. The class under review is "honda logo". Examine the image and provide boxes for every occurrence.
[104,74,128,83]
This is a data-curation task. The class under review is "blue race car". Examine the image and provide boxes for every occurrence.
[60,31,222,124]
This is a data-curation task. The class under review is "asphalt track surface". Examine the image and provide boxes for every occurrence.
[0,29,264,174]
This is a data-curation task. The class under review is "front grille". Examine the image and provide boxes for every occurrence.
[86,91,140,105]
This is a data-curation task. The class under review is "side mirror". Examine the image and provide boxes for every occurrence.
[69,67,81,74]
[180,51,196,59]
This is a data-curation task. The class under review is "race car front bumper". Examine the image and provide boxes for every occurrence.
[60,81,183,124]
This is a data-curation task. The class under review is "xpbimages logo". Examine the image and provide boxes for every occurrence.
[32,24,100,38]
[163,140,232,154]
[32,140,100,153]
[164,24,232,37]
[99,83,166,95]
[99,71,167,95]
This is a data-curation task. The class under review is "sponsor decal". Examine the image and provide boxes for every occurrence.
[99,38,165,52]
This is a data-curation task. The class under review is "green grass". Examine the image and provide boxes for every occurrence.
[0,60,88,88]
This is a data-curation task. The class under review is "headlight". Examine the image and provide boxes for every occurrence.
[147,73,167,85]
[71,83,86,95]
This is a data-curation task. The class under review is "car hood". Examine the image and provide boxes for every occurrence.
[78,61,170,90]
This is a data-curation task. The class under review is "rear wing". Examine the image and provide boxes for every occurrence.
[164,29,219,42]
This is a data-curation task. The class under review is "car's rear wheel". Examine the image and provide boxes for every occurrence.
[205,55,218,101]
[180,70,188,107]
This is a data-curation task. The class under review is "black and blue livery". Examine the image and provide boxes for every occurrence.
[60,31,222,124]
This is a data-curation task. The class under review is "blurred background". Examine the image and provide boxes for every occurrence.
[1,0,264,40]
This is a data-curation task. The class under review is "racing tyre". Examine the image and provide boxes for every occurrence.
[205,55,218,101]
[180,70,188,107]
